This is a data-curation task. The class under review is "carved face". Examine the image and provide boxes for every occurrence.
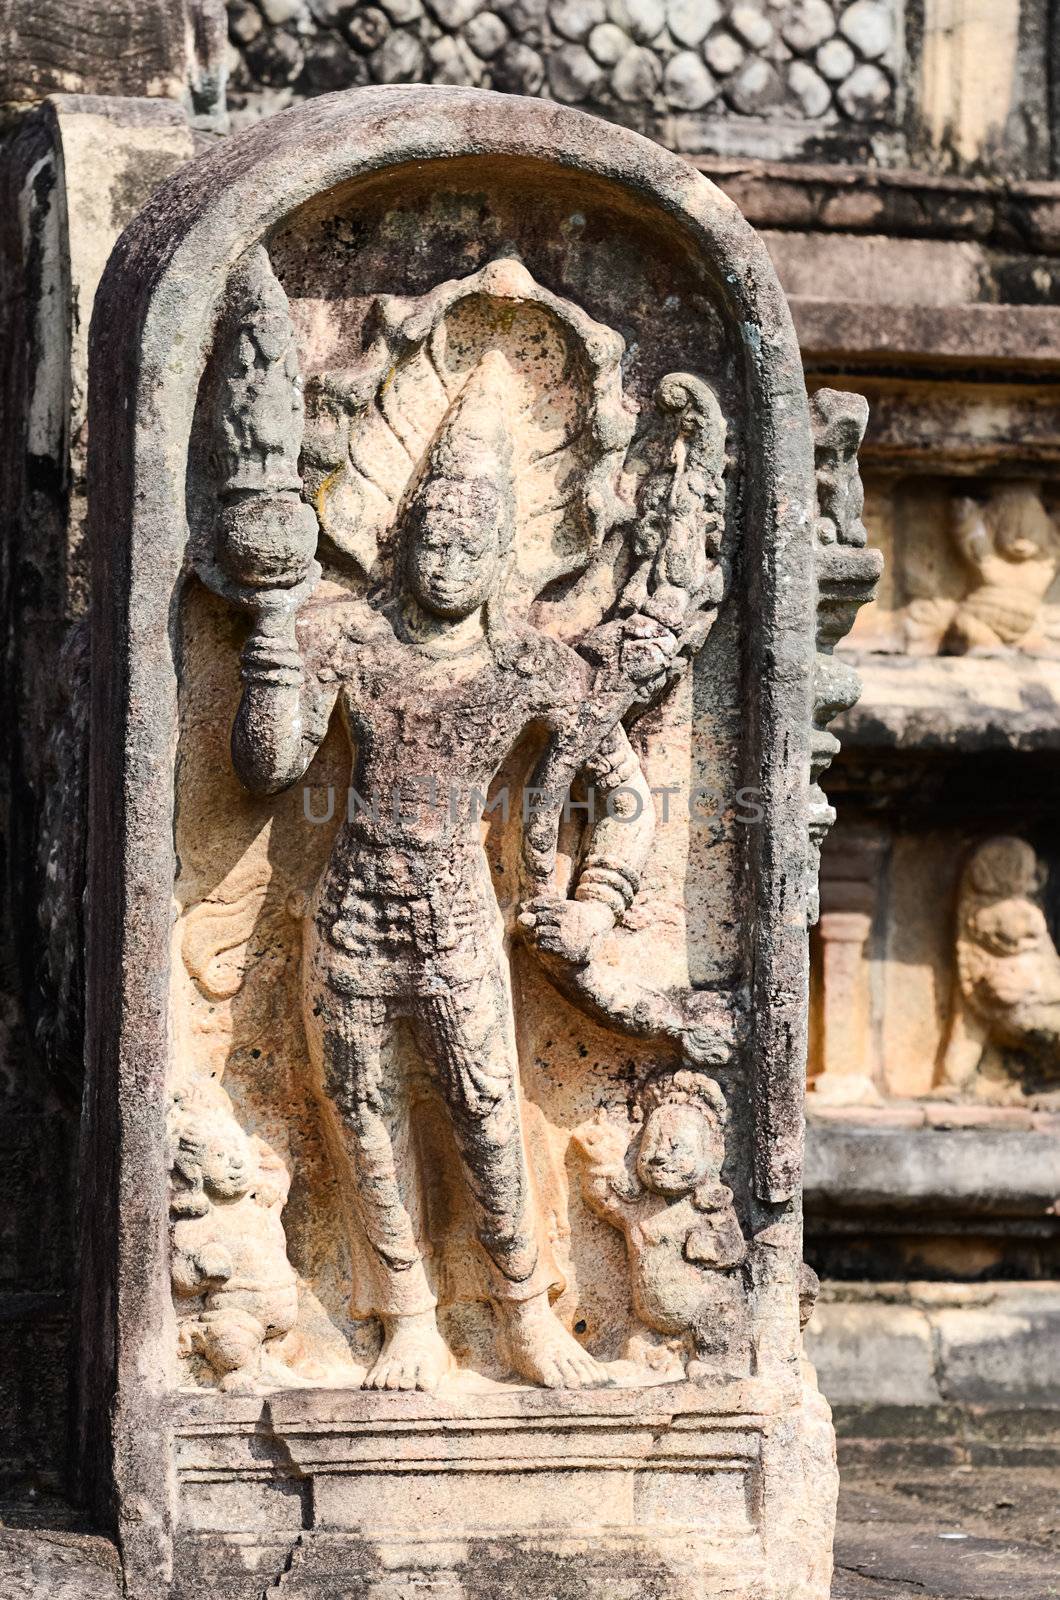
[404,474,505,620]
[636,1103,721,1197]
[175,1117,256,1201]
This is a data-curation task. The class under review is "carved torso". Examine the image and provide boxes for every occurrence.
[625,1188,746,1335]
[301,599,588,994]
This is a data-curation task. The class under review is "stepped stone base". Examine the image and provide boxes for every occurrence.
[170,1380,838,1600]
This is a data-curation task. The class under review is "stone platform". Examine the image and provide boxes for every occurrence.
[5,1414,1058,1600]
[169,1380,829,1600]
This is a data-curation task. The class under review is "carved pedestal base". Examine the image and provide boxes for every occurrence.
[172,1382,837,1600]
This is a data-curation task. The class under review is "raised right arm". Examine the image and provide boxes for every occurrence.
[231,612,338,796]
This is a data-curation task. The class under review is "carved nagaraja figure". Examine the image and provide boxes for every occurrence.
[228,333,705,1390]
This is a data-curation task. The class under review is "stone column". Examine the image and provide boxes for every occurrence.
[812,830,884,1106]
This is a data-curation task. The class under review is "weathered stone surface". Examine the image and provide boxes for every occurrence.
[549,0,605,41]
[836,61,890,118]
[663,49,716,110]
[79,82,858,1599]
[465,10,509,55]
[223,0,900,149]
[932,1296,1060,1405]
[610,40,661,99]
[492,38,545,89]
[782,0,835,53]
[547,40,605,98]
[726,57,784,114]
[805,1120,1060,1216]
[587,20,629,63]
[730,2,774,51]
[807,1284,1060,1410]
[666,0,721,48]
[816,36,855,80]
[807,1300,942,1406]
[605,0,665,45]
[0,1527,121,1600]
[788,60,831,117]
[705,29,745,76]
[369,26,426,78]
[838,0,891,60]
[1,0,225,125]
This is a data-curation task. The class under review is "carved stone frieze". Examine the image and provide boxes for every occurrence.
[168,1076,301,1392]
[226,0,901,152]
[905,483,1060,657]
[573,1069,750,1380]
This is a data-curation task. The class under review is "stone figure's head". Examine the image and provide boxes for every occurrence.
[965,836,1044,903]
[961,837,1050,958]
[168,1086,257,1215]
[986,482,1055,563]
[636,1070,728,1198]
[401,349,516,621]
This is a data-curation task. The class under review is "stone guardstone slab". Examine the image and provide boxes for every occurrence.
[81,84,879,1600]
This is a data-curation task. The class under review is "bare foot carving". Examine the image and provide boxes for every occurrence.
[363,1310,454,1392]
[500,1291,609,1389]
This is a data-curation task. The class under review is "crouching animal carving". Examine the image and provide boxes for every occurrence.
[168,1081,300,1391]
[572,1071,748,1378]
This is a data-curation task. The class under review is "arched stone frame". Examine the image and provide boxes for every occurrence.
[81,86,816,1590]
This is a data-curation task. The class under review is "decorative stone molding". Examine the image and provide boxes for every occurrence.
[226,0,902,156]
[806,388,882,923]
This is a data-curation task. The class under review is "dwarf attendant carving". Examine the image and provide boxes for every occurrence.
[573,1071,748,1378]
[906,484,1059,656]
[168,1082,300,1391]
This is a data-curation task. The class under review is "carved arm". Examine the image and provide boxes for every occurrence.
[231,612,337,796]
[571,1114,643,1228]
[171,1242,234,1297]
[573,725,655,921]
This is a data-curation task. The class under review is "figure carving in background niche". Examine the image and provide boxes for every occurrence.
[168,1079,301,1392]
[200,251,735,1392]
[812,390,869,551]
[940,837,1060,1096]
[573,1071,749,1380]
[905,484,1060,656]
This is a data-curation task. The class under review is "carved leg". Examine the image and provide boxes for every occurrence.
[413,973,607,1389]
[944,608,1003,653]
[306,985,453,1390]
[190,1307,267,1393]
